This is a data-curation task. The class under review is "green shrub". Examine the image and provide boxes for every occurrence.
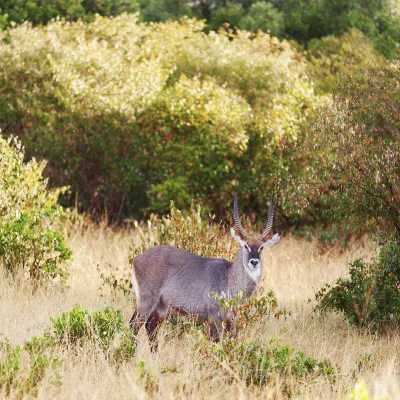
[50,305,136,360]
[281,60,400,238]
[0,209,72,281]
[209,5,245,31]
[50,305,89,344]
[306,29,385,93]
[281,0,400,57]
[239,2,284,37]
[213,290,288,338]
[315,243,400,329]
[0,15,321,220]
[0,335,61,397]
[0,136,71,283]
[0,0,139,26]
[92,307,125,350]
[192,334,334,394]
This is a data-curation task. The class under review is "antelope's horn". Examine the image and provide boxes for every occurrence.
[233,194,249,240]
[259,197,274,242]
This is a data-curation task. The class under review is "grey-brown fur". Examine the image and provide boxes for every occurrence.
[129,196,280,349]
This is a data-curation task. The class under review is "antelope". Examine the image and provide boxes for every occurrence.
[129,195,280,348]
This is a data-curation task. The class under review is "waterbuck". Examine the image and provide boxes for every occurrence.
[129,195,280,347]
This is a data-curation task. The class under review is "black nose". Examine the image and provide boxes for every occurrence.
[250,259,259,267]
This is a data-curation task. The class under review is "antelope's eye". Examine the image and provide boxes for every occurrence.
[258,244,264,253]
[244,244,250,252]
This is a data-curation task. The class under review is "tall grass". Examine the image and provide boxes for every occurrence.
[2,222,400,398]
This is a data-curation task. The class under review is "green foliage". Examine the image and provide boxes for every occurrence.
[0,209,72,282]
[239,2,284,37]
[193,334,334,393]
[0,15,320,220]
[0,136,71,283]
[0,335,61,397]
[0,9,7,29]
[315,243,400,329]
[130,202,232,260]
[345,379,388,400]
[282,60,400,238]
[0,0,139,26]
[49,305,136,360]
[281,0,400,57]
[139,0,196,23]
[306,29,385,93]
[213,290,288,338]
[50,305,89,344]
[209,5,245,31]
[91,307,125,350]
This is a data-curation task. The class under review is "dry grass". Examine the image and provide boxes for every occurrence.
[1,225,400,399]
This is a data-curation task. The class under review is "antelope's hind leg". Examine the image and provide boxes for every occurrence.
[130,293,159,345]
[145,301,167,352]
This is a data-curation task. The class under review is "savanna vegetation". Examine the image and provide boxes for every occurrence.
[1,0,400,398]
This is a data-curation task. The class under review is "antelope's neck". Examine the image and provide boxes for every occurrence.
[228,249,260,298]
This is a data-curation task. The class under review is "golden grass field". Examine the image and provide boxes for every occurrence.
[1,224,400,399]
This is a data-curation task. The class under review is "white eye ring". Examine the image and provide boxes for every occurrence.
[244,244,250,252]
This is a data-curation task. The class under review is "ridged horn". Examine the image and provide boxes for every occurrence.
[233,194,249,240]
[259,197,274,242]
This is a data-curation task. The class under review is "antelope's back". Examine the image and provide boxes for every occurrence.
[133,245,231,314]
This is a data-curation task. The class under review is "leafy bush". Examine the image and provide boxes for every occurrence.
[213,290,288,338]
[0,136,71,283]
[50,305,89,344]
[281,0,400,57]
[315,243,400,329]
[239,2,284,37]
[282,60,400,238]
[306,29,385,93]
[0,335,61,397]
[0,209,72,281]
[0,15,320,220]
[192,333,334,394]
[50,305,136,360]
[0,0,139,26]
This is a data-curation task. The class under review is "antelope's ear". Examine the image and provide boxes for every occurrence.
[260,233,281,250]
[230,227,246,246]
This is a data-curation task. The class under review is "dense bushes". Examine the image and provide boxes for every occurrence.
[193,333,334,393]
[2,1,398,58]
[0,136,71,282]
[282,60,400,238]
[0,335,61,397]
[49,305,136,360]
[306,29,385,93]
[0,0,138,25]
[315,243,400,329]
[0,15,321,220]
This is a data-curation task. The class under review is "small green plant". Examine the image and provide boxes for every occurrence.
[0,209,72,283]
[0,335,61,397]
[213,290,289,338]
[0,135,71,284]
[315,243,400,329]
[50,305,89,344]
[192,333,334,394]
[91,307,125,350]
[344,379,388,400]
[49,305,136,360]
[136,360,156,391]
[0,338,22,395]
